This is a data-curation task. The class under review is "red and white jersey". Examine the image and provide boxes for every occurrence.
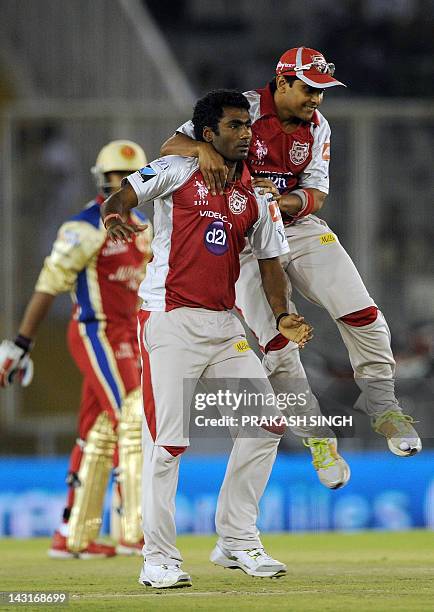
[126,156,289,312]
[178,84,331,225]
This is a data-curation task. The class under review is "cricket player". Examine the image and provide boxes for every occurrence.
[161,47,422,487]
[0,140,152,558]
[102,90,312,588]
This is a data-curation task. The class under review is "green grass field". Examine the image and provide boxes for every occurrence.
[0,532,433,611]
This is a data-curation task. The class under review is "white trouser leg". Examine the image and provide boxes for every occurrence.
[215,432,280,550]
[262,343,335,438]
[141,426,183,566]
[205,348,282,551]
[336,311,400,418]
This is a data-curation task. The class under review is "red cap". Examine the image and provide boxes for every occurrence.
[276,47,346,88]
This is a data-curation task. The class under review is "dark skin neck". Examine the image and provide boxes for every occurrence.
[224,160,241,183]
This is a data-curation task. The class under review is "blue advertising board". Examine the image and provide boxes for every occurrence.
[0,452,433,537]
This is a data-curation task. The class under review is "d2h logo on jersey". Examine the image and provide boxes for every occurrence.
[204,221,228,255]
[289,141,310,165]
[228,189,247,215]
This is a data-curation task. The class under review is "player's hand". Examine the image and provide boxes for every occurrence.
[197,142,227,196]
[0,340,34,388]
[277,315,313,349]
[106,220,148,244]
[252,178,281,202]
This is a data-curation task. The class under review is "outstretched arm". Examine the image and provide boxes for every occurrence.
[18,292,56,340]
[258,257,312,348]
[161,132,227,196]
[101,183,147,243]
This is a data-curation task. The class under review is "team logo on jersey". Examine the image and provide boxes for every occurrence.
[228,189,247,215]
[254,137,268,161]
[204,221,228,256]
[194,179,209,205]
[289,141,310,165]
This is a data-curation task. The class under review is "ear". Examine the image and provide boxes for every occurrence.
[203,126,214,143]
[276,75,288,92]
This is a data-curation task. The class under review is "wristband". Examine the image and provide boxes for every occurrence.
[290,189,315,219]
[14,334,33,354]
[276,312,290,330]
[103,213,123,229]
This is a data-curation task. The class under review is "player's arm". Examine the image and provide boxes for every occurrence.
[101,183,146,243]
[0,220,101,387]
[258,258,312,348]
[161,132,227,196]
[278,187,326,215]
[103,157,196,242]
[252,178,326,216]
[0,291,55,388]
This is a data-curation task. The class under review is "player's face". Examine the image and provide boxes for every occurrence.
[282,79,324,122]
[211,107,252,161]
[105,171,132,194]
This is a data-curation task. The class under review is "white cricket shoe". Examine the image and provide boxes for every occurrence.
[304,437,351,489]
[372,410,422,457]
[210,544,286,578]
[139,562,192,589]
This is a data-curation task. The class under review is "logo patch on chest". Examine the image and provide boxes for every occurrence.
[253,137,268,161]
[228,189,248,215]
[194,179,209,205]
[289,141,310,165]
[204,221,228,255]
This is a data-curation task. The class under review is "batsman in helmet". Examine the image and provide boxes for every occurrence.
[0,140,152,558]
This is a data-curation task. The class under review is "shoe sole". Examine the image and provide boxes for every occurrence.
[210,551,286,578]
[325,464,351,490]
[139,577,192,589]
[387,439,422,457]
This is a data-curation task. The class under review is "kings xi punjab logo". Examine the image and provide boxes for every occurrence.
[289,140,310,165]
[228,189,248,215]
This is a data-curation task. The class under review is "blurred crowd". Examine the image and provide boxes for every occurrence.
[146,0,434,96]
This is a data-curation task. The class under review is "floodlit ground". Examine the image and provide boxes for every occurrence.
[0,531,433,611]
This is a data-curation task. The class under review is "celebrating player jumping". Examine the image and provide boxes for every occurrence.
[161,47,422,489]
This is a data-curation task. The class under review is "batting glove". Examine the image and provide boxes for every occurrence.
[0,339,34,388]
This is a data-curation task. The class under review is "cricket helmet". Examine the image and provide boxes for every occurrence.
[91,140,147,195]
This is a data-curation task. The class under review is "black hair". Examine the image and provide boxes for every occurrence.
[192,89,250,141]
[270,75,297,93]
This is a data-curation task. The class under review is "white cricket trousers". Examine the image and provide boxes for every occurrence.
[138,307,282,565]
[235,216,399,437]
